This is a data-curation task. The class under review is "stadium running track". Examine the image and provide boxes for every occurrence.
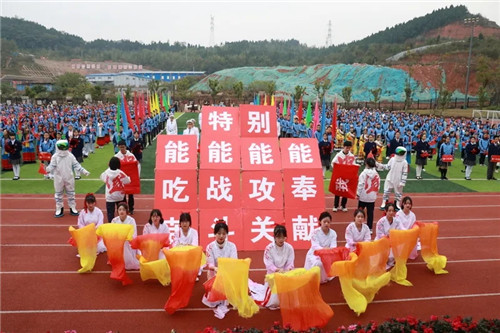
[1,192,499,332]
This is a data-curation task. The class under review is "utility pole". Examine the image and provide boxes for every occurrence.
[464,17,479,109]
[209,15,215,47]
[325,20,332,47]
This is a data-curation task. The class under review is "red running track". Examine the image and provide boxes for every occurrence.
[1,193,500,332]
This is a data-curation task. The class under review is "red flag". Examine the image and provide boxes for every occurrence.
[329,163,359,199]
[122,93,135,131]
[332,98,338,145]
[38,162,47,175]
[120,160,141,194]
[297,97,303,121]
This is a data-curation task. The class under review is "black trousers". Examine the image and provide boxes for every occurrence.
[334,195,348,209]
[106,201,123,223]
[358,201,375,230]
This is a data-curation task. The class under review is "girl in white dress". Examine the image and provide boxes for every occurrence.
[375,203,402,268]
[77,193,106,254]
[172,212,199,247]
[202,220,237,319]
[142,209,171,259]
[111,202,139,270]
[142,209,170,235]
[304,211,337,283]
[395,196,419,259]
[345,209,371,252]
[261,224,295,310]
[172,212,201,279]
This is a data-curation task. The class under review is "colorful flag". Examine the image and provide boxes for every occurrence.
[120,160,141,194]
[271,94,275,106]
[68,223,97,273]
[211,258,259,318]
[312,99,320,133]
[415,222,448,274]
[389,227,420,286]
[122,92,134,131]
[266,267,333,330]
[320,97,326,136]
[297,97,303,121]
[283,98,287,117]
[116,94,122,132]
[96,223,135,286]
[164,246,206,314]
[305,100,312,126]
[332,98,338,146]
[329,163,360,199]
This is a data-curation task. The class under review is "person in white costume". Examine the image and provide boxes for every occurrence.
[202,221,237,319]
[183,119,200,146]
[166,114,178,135]
[110,202,139,270]
[345,209,371,252]
[395,196,419,260]
[115,141,138,214]
[77,193,106,254]
[376,146,409,210]
[46,140,90,218]
[304,211,337,284]
[375,203,403,268]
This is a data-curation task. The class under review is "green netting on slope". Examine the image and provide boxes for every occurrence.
[190,64,468,103]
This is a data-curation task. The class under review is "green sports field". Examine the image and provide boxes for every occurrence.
[1,112,499,194]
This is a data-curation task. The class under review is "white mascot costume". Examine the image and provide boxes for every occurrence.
[46,140,90,217]
[377,146,409,210]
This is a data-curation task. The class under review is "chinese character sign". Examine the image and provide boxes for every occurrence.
[239,105,277,138]
[240,138,281,171]
[242,209,284,250]
[280,138,321,169]
[283,169,325,208]
[199,169,241,209]
[198,209,243,248]
[154,170,198,209]
[155,135,198,170]
[199,139,240,169]
[284,208,320,250]
[241,171,283,210]
[329,163,360,199]
[201,106,240,138]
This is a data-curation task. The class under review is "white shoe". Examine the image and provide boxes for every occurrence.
[332,207,338,212]
[76,254,80,258]
[342,207,348,212]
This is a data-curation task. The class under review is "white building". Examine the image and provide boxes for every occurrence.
[86,73,151,87]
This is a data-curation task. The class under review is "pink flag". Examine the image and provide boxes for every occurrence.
[312,99,320,132]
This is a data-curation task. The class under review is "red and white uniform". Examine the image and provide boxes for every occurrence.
[345,222,371,252]
[331,150,356,168]
[304,228,337,283]
[100,168,131,202]
[115,150,140,176]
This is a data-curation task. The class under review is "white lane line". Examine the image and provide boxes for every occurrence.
[1,293,499,314]
[2,217,499,227]
[1,258,499,274]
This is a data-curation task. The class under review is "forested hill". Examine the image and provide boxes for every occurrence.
[1,5,499,73]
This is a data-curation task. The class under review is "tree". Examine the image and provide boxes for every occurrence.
[0,82,16,99]
[477,86,488,109]
[293,85,306,103]
[208,79,221,104]
[371,88,382,106]
[233,81,244,103]
[265,81,276,97]
[341,86,352,108]
[437,83,451,115]
[147,80,161,94]
[404,82,412,111]
[91,85,103,101]
[54,73,87,96]
[124,85,132,101]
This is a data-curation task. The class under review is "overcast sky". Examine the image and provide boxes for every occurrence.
[1,0,499,47]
